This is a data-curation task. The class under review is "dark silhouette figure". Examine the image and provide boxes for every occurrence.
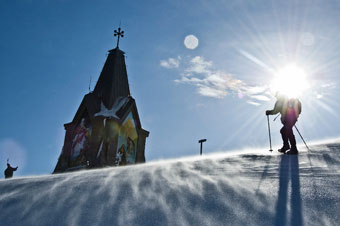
[4,163,18,179]
[266,94,301,154]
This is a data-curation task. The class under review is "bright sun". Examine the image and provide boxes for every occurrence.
[270,64,309,98]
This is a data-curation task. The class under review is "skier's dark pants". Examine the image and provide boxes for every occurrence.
[280,121,297,148]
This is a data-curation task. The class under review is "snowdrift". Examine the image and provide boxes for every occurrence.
[1,142,340,226]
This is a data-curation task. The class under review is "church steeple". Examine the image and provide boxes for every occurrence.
[54,27,149,173]
[93,27,130,109]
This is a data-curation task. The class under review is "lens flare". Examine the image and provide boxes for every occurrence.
[270,64,309,98]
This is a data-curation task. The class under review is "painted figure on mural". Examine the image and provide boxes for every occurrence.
[70,118,91,166]
[116,145,127,166]
[126,137,136,164]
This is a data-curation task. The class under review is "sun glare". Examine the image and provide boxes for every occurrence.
[270,64,309,98]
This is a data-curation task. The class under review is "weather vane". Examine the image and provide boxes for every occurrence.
[114,26,124,48]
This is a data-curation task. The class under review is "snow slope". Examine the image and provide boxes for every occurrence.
[1,142,340,226]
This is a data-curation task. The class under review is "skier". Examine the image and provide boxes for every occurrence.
[266,93,302,155]
[4,161,18,179]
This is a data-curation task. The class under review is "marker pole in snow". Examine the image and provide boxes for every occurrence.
[199,139,207,155]
[267,115,273,152]
[294,125,310,151]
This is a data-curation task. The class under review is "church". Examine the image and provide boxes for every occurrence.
[53,27,149,173]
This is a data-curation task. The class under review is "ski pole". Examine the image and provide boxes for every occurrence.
[267,115,273,152]
[294,125,310,151]
[273,114,280,121]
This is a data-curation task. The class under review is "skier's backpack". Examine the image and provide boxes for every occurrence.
[287,98,302,121]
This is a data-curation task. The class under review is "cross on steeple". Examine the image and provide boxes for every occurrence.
[114,26,124,48]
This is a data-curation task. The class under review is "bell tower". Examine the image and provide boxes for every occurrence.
[54,27,149,173]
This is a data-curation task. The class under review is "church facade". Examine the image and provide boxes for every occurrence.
[53,34,149,173]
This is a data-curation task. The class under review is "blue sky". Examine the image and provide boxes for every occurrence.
[1,0,340,176]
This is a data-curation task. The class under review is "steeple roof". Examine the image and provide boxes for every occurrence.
[93,47,130,109]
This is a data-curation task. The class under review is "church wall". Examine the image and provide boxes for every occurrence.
[86,116,105,166]
[54,107,146,173]
[136,129,148,163]
[66,110,140,168]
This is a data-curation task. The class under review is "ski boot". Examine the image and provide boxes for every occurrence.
[287,146,298,155]
[278,145,290,154]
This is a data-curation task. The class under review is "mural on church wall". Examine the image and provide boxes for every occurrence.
[94,111,138,166]
[115,112,138,166]
[70,118,91,167]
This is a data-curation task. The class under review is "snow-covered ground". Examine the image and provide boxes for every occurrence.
[1,142,340,226]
